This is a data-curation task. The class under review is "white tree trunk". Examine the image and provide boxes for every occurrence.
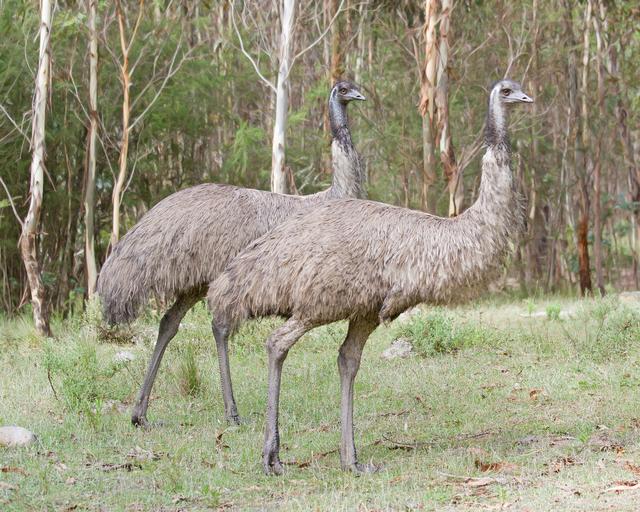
[419,0,439,212]
[84,0,99,298]
[270,0,296,195]
[20,0,53,336]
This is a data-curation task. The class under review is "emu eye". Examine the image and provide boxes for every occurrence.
[502,88,512,96]
[339,88,348,94]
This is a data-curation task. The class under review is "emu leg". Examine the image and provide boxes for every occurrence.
[212,321,240,425]
[263,318,309,476]
[338,317,379,473]
[131,289,203,427]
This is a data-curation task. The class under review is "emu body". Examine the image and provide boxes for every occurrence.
[207,80,532,474]
[96,81,365,427]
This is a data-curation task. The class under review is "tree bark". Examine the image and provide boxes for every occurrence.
[270,0,296,195]
[20,0,53,336]
[111,0,143,248]
[434,0,460,216]
[576,0,593,295]
[592,0,605,296]
[85,0,99,297]
[419,0,439,213]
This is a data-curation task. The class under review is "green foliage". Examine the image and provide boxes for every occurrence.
[42,336,130,424]
[176,344,202,398]
[545,303,562,321]
[394,309,495,356]
[563,297,640,361]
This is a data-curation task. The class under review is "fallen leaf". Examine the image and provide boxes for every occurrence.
[1,466,27,476]
[529,388,543,400]
[65,477,77,485]
[621,461,640,477]
[215,430,230,451]
[475,459,518,473]
[604,480,640,493]
[547,456,579,474]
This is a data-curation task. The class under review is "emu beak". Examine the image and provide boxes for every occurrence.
[516,91,534,103]
[349,91,366,101]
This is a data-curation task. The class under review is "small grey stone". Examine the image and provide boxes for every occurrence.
[381,338,414,360]
[113,350,136,363]
[0,426,37,447]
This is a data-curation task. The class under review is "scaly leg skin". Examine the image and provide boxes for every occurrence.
[262,318,310,476]
[338,317,382,474]
[131,289,203,428]
[212,320,241,425]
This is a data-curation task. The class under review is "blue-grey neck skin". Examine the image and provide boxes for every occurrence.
[329,88,354,150]
[326,86,366,199]
[484,86,510,150]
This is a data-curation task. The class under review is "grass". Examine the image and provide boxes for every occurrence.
[2,296,640,510]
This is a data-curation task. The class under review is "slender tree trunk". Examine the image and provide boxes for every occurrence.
[419,0,439,213]
[592,1,605,295]
[111,0,143,247]
[270,0,296,195]
[329,0,344,85]
[20,0,53,336]
[434,0,460,216]
[85,0,99,297]
[576,0,593,295]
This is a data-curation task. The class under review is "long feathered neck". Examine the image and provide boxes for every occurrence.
[411,93,523,304]
[484,88,510,150]
[327,90,366,199]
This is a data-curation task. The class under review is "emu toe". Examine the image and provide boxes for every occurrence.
[345,461,383,475]
[263,453,285,476]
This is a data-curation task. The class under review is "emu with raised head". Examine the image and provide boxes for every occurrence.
[97,81,366,427]
[208,80,533,475]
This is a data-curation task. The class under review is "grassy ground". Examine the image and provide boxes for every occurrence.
[2,295,640,511]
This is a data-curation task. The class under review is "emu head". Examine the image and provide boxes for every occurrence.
[491,79,533,106]
[331,80,366,104]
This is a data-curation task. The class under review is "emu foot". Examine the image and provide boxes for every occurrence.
[344,461,383,475]
[131,412,165,429]
[226,413,244,426]
[263,452,285,476]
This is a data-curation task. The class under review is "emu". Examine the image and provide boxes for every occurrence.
[97,81,366,428]
[207,80,533,475]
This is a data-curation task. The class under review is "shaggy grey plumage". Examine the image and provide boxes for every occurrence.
[207,79,533,475]
[96,81,366,427]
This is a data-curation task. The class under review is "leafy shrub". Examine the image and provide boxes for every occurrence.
[546,303,562,321]
[43,336,130,423]
[176,344,202,397]
[394,309,494,357]
[564,297,640,361]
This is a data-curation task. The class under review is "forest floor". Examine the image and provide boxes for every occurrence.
[2,294,640,511]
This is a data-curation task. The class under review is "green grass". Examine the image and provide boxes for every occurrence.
[2,296,640,510]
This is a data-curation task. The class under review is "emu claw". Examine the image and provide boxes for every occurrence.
[226,414,244,426]
[263,453,284,476]
[345,461,383,475]
[131,414,164,429]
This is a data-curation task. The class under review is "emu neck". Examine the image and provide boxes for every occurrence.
[327,98,366,199]
[484,90,510,149]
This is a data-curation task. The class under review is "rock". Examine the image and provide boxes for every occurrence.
[395,307,422,324]
[113,350,136,363]
[620,291,640,306]
[0,426,37,447]
[381,338,414,360]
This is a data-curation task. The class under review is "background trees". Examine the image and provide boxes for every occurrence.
[0,0,638,321]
